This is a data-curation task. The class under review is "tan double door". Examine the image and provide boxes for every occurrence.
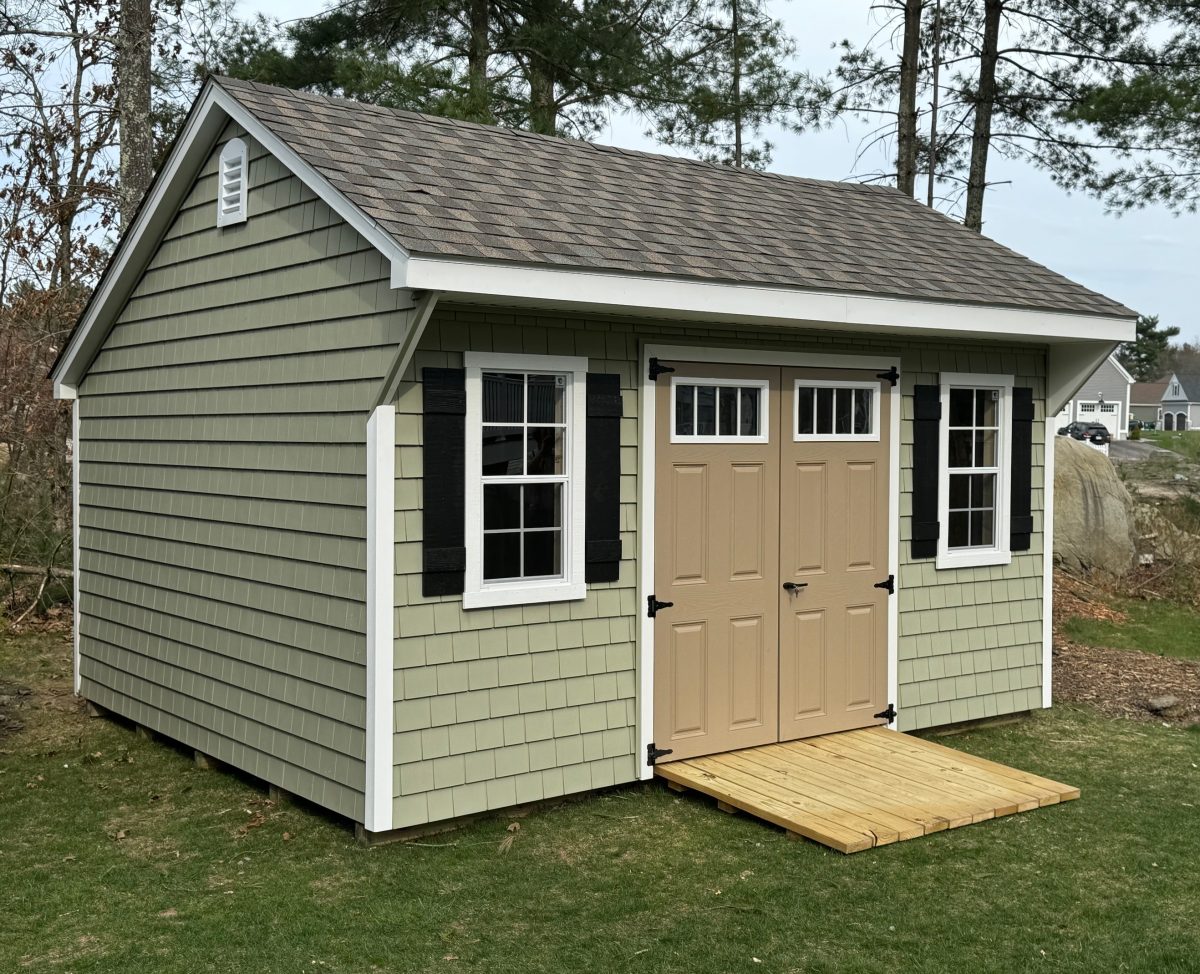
[653,362,891,763]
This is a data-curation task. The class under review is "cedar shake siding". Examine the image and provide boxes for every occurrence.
[75,122,412,821]
[388,306,1047,828]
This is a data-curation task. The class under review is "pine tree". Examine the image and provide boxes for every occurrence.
[1119,314,1182,382]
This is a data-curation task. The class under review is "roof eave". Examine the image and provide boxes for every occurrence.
[401,254,1138,345]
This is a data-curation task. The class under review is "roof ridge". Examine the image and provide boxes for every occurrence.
[211,74,903,200]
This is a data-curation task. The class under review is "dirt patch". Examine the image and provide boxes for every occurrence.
[1053,641,1200,724]
[0,680,33,740]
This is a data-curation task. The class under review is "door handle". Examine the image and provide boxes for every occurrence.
[782,581,808,593]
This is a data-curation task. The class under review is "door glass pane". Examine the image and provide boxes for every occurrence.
[527,374,564,423]
[483,532,521,580]
[816,387,833,433]
[526,427,564,475]
[483,484,520,530]
[696,386,716,435]
[523,483,562,529]
[718,387,738,436]
[675,385,695,436]
[834,388,852,434]
[797,387,814,435]
[739,388,760,436]
[482,373,524,423]
[523,530,562,578]
[853,389,873,434]
[482,427,523,476]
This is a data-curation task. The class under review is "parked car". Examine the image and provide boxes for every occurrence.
[1057,421,1089,438]
[1078,423,1111,444]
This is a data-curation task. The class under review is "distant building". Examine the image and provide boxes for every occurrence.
[1161,373,1200,431]
[1130,380,1168,427]
[1054,354,1133,438]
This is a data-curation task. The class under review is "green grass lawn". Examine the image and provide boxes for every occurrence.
[3,630,1199,973]
[1143,429,1200,461]
[1062,597,1200,660]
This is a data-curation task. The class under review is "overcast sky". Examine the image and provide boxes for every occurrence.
[248,0,1200,340]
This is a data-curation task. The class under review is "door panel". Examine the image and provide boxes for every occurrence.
[653,363,780,761]
[778,368,891,740]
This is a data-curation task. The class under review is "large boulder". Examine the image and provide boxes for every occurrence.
[1054,436,1137,576]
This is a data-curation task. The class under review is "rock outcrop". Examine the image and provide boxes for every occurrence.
[1054,436,1137,576]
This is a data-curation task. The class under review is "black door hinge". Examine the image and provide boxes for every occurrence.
[875,703,897,723]
[874,574,895,595]
[876,365,900,386]
[647,743,674,766]
[649,357,675,381]
[647,595,674,618]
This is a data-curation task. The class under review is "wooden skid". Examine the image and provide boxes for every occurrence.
[655,727,1078,854]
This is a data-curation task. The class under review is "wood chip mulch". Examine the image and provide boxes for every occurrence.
[1052,572,1200,725]
[1053,641,1200,724]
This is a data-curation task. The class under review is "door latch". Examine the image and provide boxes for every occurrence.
[782,581,808,594]
[647,595,674,618]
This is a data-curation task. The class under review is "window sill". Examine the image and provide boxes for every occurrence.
[462,581,587,610]
[936,548,1013,571]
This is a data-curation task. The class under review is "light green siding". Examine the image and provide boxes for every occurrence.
[391,306,1048,828]
[76,123,410,822]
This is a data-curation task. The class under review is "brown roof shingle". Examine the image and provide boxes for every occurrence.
[216,76,1137,319]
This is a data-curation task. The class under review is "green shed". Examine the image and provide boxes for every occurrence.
[51,77,1136,839]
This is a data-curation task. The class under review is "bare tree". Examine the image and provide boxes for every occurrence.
[118,0,155,224]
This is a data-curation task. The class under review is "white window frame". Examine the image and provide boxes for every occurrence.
[216,137,248,227]
[669,375,770,444]
[792,378,882,442]
[937,372,1014,570]
[463,351,588,609]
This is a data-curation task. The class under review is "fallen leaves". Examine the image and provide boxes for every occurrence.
[497,821,520,854]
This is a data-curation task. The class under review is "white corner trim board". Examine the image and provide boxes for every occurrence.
[72,400,81,696]
[1042,414,1056,710]
[364,404,396,833]
[637,344,902,780]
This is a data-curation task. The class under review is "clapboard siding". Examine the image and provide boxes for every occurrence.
[389,306,1048,828]
[76,122,410,822]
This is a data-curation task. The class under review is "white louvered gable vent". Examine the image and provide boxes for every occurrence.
[217,138,248,227]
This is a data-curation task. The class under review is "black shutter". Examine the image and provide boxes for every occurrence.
[422,368,466,596]
[1010,387,1035,552]
[585,373,623,583]
[911,384,941,559]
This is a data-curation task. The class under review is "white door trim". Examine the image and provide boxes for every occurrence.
[1042,415,1056,709]
[637,344,902,780]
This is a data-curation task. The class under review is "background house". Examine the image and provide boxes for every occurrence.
[1161,373,1200,430]
[1054,354,1133,437]
[1129,379,1168,427]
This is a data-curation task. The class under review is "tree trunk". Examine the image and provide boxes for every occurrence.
[926,0,942,207]
[964,0,1001,232]
[466,0,491,122]
[528,57,557,134]
[117,0,154,226]
[896,0,922,196]
[730,0,743,167]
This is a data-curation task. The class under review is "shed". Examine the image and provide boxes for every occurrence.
[51,77,1136,838]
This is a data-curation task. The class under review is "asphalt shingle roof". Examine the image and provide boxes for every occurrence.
[216,76,1136,320]
[1168,374,1200,401]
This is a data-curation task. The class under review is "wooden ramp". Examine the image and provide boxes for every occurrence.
[655,727,1079,854]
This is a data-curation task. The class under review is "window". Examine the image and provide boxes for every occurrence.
[793,380,879,441]
[1171,382,1181,398]
[217,138,248,227]
[937,373,1013,569]
[671,377,768,443]
[463,352,587,608]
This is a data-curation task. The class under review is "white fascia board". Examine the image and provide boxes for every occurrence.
[52,81,410,399]
[404,256,1137,345]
